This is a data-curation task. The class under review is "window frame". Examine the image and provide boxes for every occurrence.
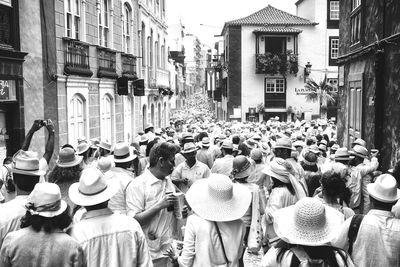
[69,94,86,147]
[329,36,339,66]
[347,73,363,147]
[350,0,363,47]
[98,0,110,47]
[265,78,286,93]
[65,0,81,40]
[326,0,339,29]
[100,93,114,144]
[329,1,339,20]
[122,3,131,54]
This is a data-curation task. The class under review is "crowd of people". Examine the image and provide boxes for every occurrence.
[0,116,399,267]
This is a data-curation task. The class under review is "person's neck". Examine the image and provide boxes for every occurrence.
[323,194,338,205]
[149,167,166,180]
[186,159,196,168]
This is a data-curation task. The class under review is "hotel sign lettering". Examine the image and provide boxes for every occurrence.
[295,87,313,95]
[0,80,17,101]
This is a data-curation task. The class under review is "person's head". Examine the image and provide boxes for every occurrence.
[21,183,71,233]
[61,143,75,151]
[181,143,198,165]
[144,124,154,134]
[146,139,158,157]
[264,158,294,194]
[221,140,234,156]
[273,138,292,159]
[231,156,254,181]
[237,143,250,157]
[69,168,118,209]
[113,142,136,170]
[367,174,400,211]
[76,142,90,160]
[139,135,149,146]
[250,148,263,164]
[321,171,347,199]
[231,135,240,145]
[10,150,45,193]
[349,145,368,166]
[334,147,353,165]
[148,142,178,176]
[97,141,112,156]
[300,152,319,172]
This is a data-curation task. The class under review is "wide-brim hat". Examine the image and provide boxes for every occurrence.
[262,158,290,183]
[367,174,400,203]
[26,183,68,217]
[232,156,254,179]
[181,142,199,154]
[97,141,112,151]
[69,168,118,206]
[273,137,294,150]
[113,143,137,163]
[273,198,343,246]
[57,147,83,168]
[186,174,251,222]
[201,137,210,147]
[76,142,90,155]
[10,150,46,176]
[349,144,368,159]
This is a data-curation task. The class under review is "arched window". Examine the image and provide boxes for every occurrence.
[155,41,159,68]
[157,103,161,128]
[101,94,113,143]
[141,22,146,66]
[151,104,155,125]
[122,3,132,53]
[98,0,110,47]
[124,96,132,142]
[69,94,86,146]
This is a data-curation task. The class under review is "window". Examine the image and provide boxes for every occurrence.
[65,0,81,39]
[69,94,86,147]
[265,79,285,93]
[329,1,339,20]
[141,23,146,66]
[98,0,110,47]
[264,37,286,54]
[101,94,113,143]
[122,4,131,54]
[123,96,132,142]
[350,0,362,45]
[327,78,338,92]
[329,37,339,66]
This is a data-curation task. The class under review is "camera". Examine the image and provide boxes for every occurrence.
[39,120,48,127]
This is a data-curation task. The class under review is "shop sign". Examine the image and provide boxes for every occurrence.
[0,80,17,101]
[295,87,313,95]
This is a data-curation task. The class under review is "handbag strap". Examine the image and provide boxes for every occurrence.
[214,221,230,265]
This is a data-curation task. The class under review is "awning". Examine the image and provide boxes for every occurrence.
[253,26,302,34]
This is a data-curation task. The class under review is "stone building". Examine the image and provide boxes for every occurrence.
[337,0,400,170]
[218,3,340,122]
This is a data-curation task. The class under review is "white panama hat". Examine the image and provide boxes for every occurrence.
[273,197,342,246]
[367,174,400,203]
[26,183,68,217]
[10,150,46,176]
[113,142,137,163]
[69,167,118,206]
[186,174,251,222]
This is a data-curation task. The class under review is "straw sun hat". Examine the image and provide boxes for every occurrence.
[69,167,118,206]
[367,174,400,203]
[10,150,46,176]
[273,197,342,246]
[26,183,68,217]
[57,147,83,168]
[185,173,251,222]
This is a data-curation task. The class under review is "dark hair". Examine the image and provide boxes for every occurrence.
[20,206,72,233]
[232,135,240,145]
[146,139,159,157]
[271,177,295,195]
[323,134,330,143]
[305,172,322,197]
[149,142,178,167]
[13,173,40,192]
[306,139,314,146]
[3,156,12,165]
[196,132,208,143]
[222,147,234,155]
[47,165,82,184]
[393,160,400,188]
[237,143,250,156]
[321,172,347,199]
[139,140,149,146]
[274,148,291,159]
[144,127,153,134]
[254,159,262,164]
[277,244,349,267]
[301,162,319,173]
[316,134,323,142]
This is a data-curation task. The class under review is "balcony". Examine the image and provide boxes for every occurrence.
[121,54,137,80]
[255,51,298,76]
[156,69,170,88]
[63,38,93,77]
[97,47,118,79]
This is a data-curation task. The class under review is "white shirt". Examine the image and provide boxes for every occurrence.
[171,160,210,193]
[178,214,245,267]
[125,169,177,260]
[0,195,28,248]
[211,155,234,176]
[106,167,134,214]
[70,208,153,267]
[333,209,400,267]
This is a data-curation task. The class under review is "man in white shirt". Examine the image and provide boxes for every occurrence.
[211,140,235,176]
[69,168,152,267]
[126,142,182,267]
[0,150,44,248]
[172,142,210,193]
[333,174,400,267]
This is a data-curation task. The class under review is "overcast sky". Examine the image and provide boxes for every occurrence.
[167,0,297,47]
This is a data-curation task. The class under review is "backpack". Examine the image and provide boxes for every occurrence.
[347,214,364,255]
[290,247,330,267]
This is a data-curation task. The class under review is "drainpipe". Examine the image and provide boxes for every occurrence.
[374,0,386,164]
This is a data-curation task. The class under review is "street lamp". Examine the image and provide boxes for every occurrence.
[304,62,312,82]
